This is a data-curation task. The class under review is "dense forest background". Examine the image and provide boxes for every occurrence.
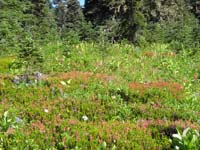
[0,0,200,54]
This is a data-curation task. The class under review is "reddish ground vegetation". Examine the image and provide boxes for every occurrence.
[136,119,200,130]
[31,120,46,133]
[6,127,15,135]
[129,81,183,96]
[51,71,115,82]
[143,51,156,57]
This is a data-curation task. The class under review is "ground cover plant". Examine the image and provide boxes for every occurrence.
[1,41,200,149]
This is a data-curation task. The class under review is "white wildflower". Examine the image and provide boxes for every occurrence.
[44,109,49,113]
[175,146,180,150]
[82,115,88,121]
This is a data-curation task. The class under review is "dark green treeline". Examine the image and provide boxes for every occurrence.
[0,0,200,53]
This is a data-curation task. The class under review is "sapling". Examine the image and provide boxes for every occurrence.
[18,36,43,83]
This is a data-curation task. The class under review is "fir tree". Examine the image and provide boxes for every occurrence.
[65,0,84,32]
[54,0,84,38]
[54,0,67,34]
[84,0,108,25]
[120,0,146,43]
[24,0,57,40]
[0,0,26,52]
[189,0,200,21]
[18,36,43,82]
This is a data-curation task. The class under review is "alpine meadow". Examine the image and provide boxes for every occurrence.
[1,0,200,149]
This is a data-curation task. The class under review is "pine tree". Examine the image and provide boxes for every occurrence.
[84,0,122,25]
[142,0,198,24]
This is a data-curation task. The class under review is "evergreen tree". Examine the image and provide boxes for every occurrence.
[141,0,199,52]
[84,0,146,43]
[79,20,96,41]
[84,0,124,25]
[18,36,43,82]
[24,0,57,41]
[65,0,84,32]
[0,0,26,53]
[84,0,110,25]
[119,0,146,43]
[54,0,67,34]
[54,0,84,38]
[189,0,200,21]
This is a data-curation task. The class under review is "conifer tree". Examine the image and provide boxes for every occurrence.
[84,0,109,25]
[65,0,84,32]
[24,0,57,40]
[189,0,200,21]
[120,0,146,43]
[18,36,43,82]
[54,0,67,34]
[54,0,84,38]
[84,0,146,43]
[0,0,26,52]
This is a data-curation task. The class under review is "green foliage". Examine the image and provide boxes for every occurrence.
[65,0,84,32]
[171,128,200,150]
[64,30,80,45]
[0,56,14,73]
[84,0,111,25]
[17,36,43,82]
[1,0,200,148]
[0,0,25,53]
[1,42,200,148]
[139,0,200,52]
[79,21,96,41]
[121,0,146,43]
[26,0,58,41]
[54,0,84,39]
